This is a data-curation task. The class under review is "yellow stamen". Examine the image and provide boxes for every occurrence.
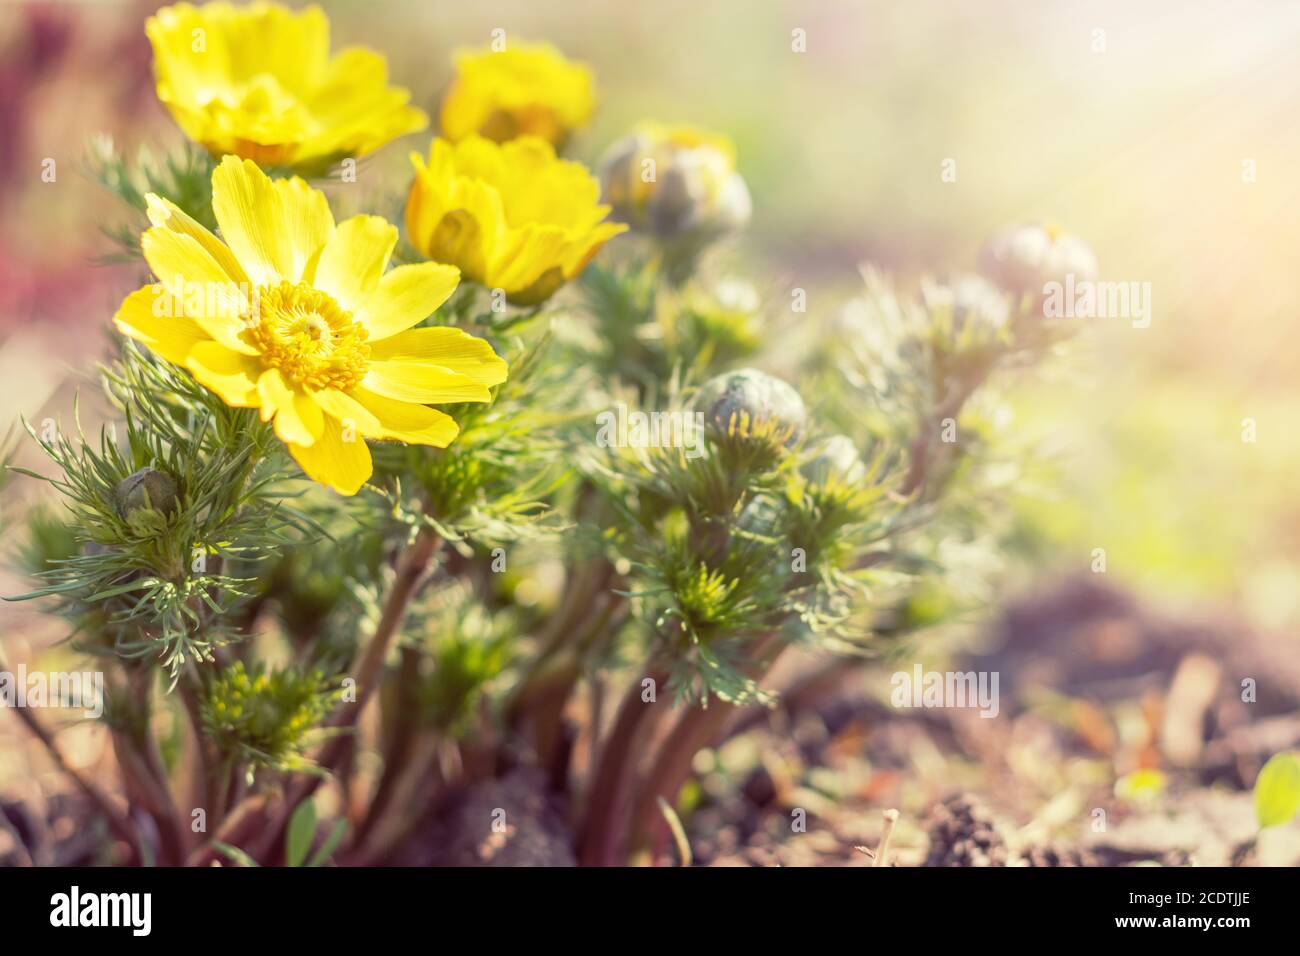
[241,280,370,390]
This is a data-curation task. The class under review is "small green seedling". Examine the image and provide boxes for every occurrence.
[214,799,346,867]
[1253,752,1300,829]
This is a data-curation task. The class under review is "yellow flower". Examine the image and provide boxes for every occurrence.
[599,122,751,244]
[440,43,595,149]
[114,156,508,496]
[146,2,426,169]
[406,135,626,306]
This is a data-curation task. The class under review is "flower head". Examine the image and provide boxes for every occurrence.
[146,2,426,170]
[114,155,508,495]
[978,222,1098,296]
[406,135,626,306]
[599,122,752,246]
[440,42,595,149]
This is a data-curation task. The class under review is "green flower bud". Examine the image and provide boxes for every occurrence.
[695,367,807,445]
[599,123,751,246]
[114,467,179,518]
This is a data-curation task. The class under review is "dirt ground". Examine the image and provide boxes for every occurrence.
[683,575,1300,867]
[5,575,1300,867]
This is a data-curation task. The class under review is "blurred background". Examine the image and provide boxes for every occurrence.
[1,0,1298,864]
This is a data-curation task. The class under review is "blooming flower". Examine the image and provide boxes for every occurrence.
[978,222,1098,296]
[146,1,426,169]
[406,135,626,306]
[440,42,595,149]
[114,156,508,495]
[599,123,752,245]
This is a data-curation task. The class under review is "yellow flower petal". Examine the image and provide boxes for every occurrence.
[184,341,262,407]
[404,134,622,303]
[439,43,595,147]
[406,148,505,283]
[361,363,493,405]
[140,226,256,355]
[355,262,460,341]
[487,222,574,293]
[348,387,460,447]
[257,369,325,447]
[302,49,427,159]
[113,285,212,365]
[368,327,508,387]
[146,3,422,169]
[148,2,331,105]
[313,386,460,446]
[211,155,333,286]
[308,388,382,435]
[314,215,397,312]
[288,412,372,496]
[145,193,249,286]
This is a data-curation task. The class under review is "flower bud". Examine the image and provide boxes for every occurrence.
[599,123,751,247]
[695,367,806,445]
[114,467,179,518]
[978,222,1097,296]
[923,274,1011,342]
[801,435,866,486]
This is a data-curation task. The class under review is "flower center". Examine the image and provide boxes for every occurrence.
[241,281,370,391]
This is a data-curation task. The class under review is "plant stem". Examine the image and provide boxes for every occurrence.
[873,809,899,867]
[628,633,784,863]
[246,525,441,862]
[350,645,422,847]
[901,347,1003,497]
[577,664,669,866]
[337,526,442,732]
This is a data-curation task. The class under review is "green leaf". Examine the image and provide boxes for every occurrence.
[212,841,259,868]
[305,820,347,868]
[285,798,317,867]
[85,577,161,602]
[1254,752,1300,828]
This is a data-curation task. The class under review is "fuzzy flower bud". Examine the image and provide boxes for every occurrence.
[599,123,751,248]
[978,222,1097,296]
[114,467,179,518]
[696,367,806,445]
